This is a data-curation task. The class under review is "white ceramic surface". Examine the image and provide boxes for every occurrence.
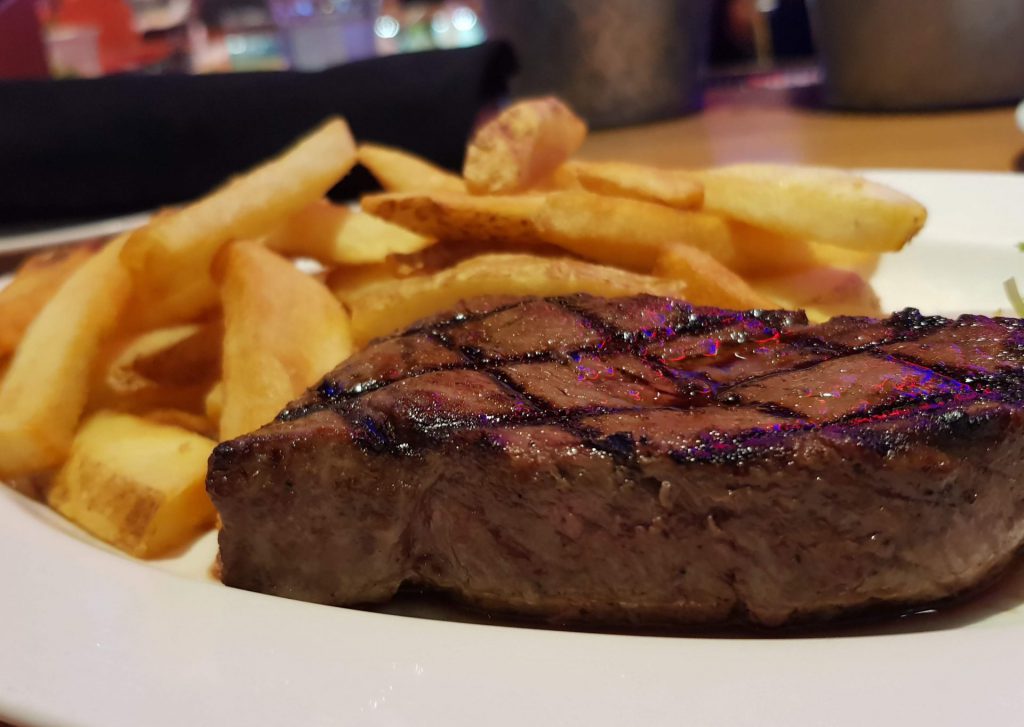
[2,171,1024,727]
[0,212,151,258]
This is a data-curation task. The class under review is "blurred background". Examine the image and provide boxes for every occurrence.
[2,0,818,89]
[1,0,1023,223]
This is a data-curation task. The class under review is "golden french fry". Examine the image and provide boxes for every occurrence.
[464,97,587,194]
[0,236,132,477]
[327,260,408,309]
[654,244,773,310]
[362,191,545,246]
[142,409,216,438]
[807,241,882,277]
[562,160,704,209]
[204,381,224,428]
[535,190,735,269]
[365,189,733,270]
[121,118,357,328]
[218,241,354,440]
[534,163,582,191]
[264,200,435,264]
[696,164,926,252]
[753,266,883,321]
[48,412,216,557]
[328,239,573,311]
[408,237,570,277]
[130,319,221,386]
[727,222,881,278]
[346,252,690,344]
[0,245,95,357]
[89,321,220,415]
[358,143,466,194]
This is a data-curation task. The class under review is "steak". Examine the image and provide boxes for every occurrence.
[207,294,1024,627]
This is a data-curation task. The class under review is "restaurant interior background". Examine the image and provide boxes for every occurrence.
[0,0,1022,228]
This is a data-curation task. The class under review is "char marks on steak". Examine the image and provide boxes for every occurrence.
[208,294,1024,627]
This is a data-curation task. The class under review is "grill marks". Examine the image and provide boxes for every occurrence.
[282,294,1023,461]
[446,299,604,361]
[728,354,970,423]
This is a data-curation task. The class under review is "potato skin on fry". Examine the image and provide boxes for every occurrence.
[364,189,734,271]
[362,191,544,246]
[464,97,587,194]
[48,412,216,557]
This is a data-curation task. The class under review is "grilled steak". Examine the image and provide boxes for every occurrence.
[208,294,1024,627]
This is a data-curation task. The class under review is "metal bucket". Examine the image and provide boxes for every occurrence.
[484,0,712,129]
[808,0,1024,110]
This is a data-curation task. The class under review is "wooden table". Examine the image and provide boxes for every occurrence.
[581,85,1024,172]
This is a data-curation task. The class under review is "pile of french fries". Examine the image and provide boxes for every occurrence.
[0,97,926,558]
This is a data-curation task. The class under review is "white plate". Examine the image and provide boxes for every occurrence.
[0,212,151,258]
[2,170,1024,727]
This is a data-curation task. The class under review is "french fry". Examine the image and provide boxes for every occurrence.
[654,244,773,310]
[48,412,216,557]
[328,239,574,311]
[346,253,691,344]
[411,238,572,278]
[753,266,883,321]
[89,321,220,415]
[218,241,354,440]
[364,189,734,270]
[464,97,587,194]
[130,319,221,386]
[328,260,408,309]
[535,190,735,269]
[0,236,132,477]
[142,409,216,437]
[0,245,95,357]
[204,381,224,428]
[696,164,926,252]
[562,160,704,209]
[358,143,466,194]
[362,191,544,246]
[806,241,882,277]
[264,200,435,264]
[535,163,582,191]
[727,222,881,278]
[121,118,357,328]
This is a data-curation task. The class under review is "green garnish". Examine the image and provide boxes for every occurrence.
[1018,242,1024,252]
[1005,278,1024,317]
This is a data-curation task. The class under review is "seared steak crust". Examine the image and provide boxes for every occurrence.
[208,295,1024,626]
